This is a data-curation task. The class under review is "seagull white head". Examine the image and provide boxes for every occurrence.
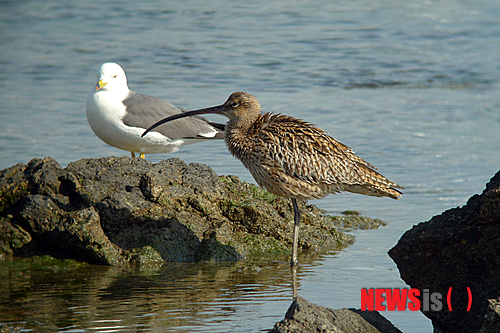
[94,62,129,93]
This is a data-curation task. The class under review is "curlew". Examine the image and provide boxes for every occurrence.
[86,62,224,159]
[142,92,403,265]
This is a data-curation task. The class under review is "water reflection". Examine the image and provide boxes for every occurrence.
[0,252,332,332]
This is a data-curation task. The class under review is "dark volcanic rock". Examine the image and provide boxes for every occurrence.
[479,298,500,333]
[270,296,402,333]
[389,170,500,333]
[0,156,381,266]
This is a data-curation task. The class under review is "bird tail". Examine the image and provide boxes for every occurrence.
[345,184,402,200]
[352,163,404,200]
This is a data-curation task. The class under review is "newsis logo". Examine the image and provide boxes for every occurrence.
[360,288,472,312]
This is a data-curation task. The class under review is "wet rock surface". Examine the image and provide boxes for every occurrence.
[0,156,383,267]
[479,297,500,333]
[389,170,500,333]
[270,296,402,333]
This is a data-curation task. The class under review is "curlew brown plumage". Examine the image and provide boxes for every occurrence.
[142,92,403,265]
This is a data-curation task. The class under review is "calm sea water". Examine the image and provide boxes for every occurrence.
[1,0,500,332]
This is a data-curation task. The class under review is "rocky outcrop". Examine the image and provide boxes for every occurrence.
[479,298,500,333]
[389,171,500,333]
[0,156,383,267]
[271,296,402,333]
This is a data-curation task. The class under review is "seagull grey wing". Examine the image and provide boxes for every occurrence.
[122,92,221,140]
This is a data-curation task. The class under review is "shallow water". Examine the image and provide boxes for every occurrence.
[1,0,500,332]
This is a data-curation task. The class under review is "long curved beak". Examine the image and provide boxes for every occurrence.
[95,79,107,91]
[141,104,225,137]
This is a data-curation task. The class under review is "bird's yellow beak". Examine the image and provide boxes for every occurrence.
[95,79,107,91]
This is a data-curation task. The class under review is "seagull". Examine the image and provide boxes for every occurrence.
[86,62,224,158]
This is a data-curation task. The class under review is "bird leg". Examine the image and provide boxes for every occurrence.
[291,198,301,266]
[291,264,298,299]
[130,152,146,159]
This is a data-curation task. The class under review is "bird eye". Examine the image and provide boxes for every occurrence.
[231,102,239,107]
[112,75,117,78]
